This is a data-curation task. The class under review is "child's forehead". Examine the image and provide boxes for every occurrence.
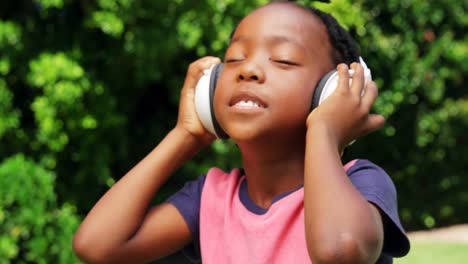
[233,3,328,48]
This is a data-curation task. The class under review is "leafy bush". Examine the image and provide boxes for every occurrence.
[0,154,80,263]
[0,0,466,262]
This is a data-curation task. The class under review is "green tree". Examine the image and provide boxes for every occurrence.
[0,0,466,262]
[0,154,80,263]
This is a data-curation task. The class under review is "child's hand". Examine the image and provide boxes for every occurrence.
[176,56,221,145]
[306,63,385,151]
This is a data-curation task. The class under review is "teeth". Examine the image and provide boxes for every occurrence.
[235,100,261,108]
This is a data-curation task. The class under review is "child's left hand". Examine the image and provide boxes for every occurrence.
[306,63,385,151]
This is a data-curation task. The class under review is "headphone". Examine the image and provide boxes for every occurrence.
[194,57,372,139]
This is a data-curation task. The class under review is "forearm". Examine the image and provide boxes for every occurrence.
[304,127,383,263]
[74,127,205,254]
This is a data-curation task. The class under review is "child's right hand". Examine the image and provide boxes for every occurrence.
[176,56,221,145]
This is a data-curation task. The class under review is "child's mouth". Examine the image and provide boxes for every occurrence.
[233,100,265,108]
[229,93,267,109]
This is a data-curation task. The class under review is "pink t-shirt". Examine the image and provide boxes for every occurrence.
[200,167,308,263]
[167,159,409,263]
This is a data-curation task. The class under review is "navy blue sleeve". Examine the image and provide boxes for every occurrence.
[166,175,206,263]
[346,159,410,258]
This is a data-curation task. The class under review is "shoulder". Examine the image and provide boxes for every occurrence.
[165,167,241,262]
[345,159,391,178]
[204,167,243,184]
[202,167,244,202]
[167,167,240,199]
[167,167,242,210]
[345,159,396,197]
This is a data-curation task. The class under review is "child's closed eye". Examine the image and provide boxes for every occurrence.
[270,58,300,66]
[225,58,244,63]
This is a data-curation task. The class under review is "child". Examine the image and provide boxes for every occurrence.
[73,2,410,263]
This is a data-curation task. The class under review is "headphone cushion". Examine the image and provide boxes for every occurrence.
[311,70,337,111]
[209,63,229,139]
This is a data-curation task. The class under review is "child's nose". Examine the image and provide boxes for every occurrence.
[237,62,265,83]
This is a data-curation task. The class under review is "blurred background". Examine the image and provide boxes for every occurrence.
[0,0,466,263]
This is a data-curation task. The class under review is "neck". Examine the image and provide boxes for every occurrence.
[237,135,305,209]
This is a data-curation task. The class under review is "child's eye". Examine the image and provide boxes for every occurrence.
[271,59,299,66]
[225,58,243,63]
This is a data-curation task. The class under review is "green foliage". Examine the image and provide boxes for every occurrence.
[0,79,20,138]
[0,21,21,139]
[0,0,466,262]
[0,21,21,49]
[28,52,90,152]
[35,0,64,9]
[0,154,80,263]
[349,0,468,229]
[89,0,132,38]
[312,0,367,30]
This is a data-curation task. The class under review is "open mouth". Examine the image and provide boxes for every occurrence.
[229,93,267,109]
[233,99,265,108]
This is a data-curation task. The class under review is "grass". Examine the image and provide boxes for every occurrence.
[394,241,468,264]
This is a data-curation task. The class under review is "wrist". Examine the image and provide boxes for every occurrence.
[171,126,212,152]
[306,124,342,153]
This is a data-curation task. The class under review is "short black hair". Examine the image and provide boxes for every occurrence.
[300,5,360,65]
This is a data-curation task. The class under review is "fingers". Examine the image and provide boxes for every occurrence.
[361,80,378,110]
[337,63,365,99]
[365,114,385,133]
[182,56,221,91]
[336,63,350,94]
[343,61,383,131]
[319,62,383,145]
[345,62,378,112]
[358,67,382,133]
[363,82,384,134]
[350,62,365,98]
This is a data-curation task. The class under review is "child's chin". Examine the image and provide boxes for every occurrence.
[226,127,270,144]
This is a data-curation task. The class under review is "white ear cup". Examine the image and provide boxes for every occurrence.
[318,66,372,105]
[194,65,217,136]
[317,57,372,105]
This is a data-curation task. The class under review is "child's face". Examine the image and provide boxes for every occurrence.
[214,3,334,142]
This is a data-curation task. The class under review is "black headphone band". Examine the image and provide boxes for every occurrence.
[209,63,229,139]
[310,70,336,111]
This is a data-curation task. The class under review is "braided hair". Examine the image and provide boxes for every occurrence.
[300,5,360,65]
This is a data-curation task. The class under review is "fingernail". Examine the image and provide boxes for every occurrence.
[338,63,348,71]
